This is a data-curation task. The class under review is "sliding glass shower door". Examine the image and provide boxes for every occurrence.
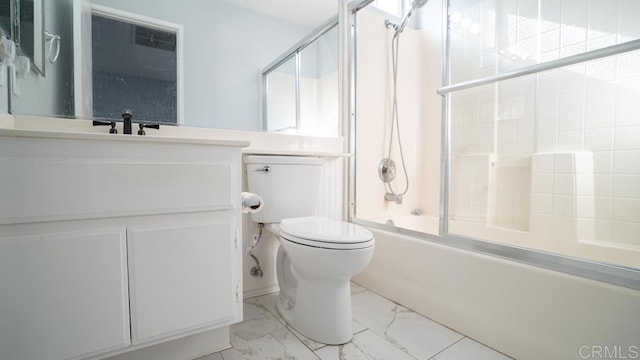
[350,0,640,288]
[443,0,640,270]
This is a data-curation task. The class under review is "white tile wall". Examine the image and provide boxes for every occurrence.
[585,105,615,129]
[584,128,614,151]
[614,126,640,150]
[614,151,640,173]
[529,151,603,241]
[448,0,640,258]
[612,175,640,198]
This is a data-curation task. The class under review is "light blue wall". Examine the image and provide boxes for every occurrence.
[92,0,312,130]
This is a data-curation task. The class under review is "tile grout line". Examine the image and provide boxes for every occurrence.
[426,336,467,360]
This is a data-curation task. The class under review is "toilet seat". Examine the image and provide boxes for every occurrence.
[279,216,374,250]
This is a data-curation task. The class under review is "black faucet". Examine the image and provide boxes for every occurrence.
[122,109,133,135]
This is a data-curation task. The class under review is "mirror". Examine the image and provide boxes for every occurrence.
[4,0,45,74]
[91,6,180,125]
[4,0,338,133]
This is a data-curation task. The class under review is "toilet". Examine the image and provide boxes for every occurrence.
[245,155,374,345]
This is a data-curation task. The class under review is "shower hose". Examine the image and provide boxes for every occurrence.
[385,29,410,198]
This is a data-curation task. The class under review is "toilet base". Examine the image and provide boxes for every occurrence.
[277,278,353,345]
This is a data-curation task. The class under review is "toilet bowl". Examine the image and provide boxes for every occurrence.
[272,216,374,345]
[244,156,375,345]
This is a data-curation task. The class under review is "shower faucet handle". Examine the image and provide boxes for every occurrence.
[255,166,270,173]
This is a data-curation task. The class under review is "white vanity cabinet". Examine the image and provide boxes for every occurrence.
[0,130,247,360]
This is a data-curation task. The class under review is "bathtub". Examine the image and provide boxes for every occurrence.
[353,226,640,360]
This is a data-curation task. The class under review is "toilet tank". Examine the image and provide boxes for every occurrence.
[245,155,323,223]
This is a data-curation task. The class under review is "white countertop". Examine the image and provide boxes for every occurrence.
[2,115,348,157]
[0,128,250,147]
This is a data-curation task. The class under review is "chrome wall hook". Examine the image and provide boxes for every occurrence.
[44,31,60,64]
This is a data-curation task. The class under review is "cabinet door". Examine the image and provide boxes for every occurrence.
[127,216,238,343]
[0,228,130,360]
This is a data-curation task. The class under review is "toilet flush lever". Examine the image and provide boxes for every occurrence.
[256,166,270,173]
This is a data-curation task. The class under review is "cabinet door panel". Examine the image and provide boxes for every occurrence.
[0,229,130,360]
[128,216,237,343]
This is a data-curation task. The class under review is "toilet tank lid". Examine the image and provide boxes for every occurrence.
[280,216,373,244]
[244,155,323,166]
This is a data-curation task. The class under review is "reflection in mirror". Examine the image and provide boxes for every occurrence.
[263,20,340,137]
[9,0,74,117]
[265,55,297,133]
[16,0,44,74]
[299,25,339,137]
[4,0,337,132]
[91,7,180,125]
[0,1,10,37]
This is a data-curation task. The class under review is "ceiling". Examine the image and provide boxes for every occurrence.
[219,0,338,29]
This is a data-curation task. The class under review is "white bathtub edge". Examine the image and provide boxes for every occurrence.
[354,227,640,360]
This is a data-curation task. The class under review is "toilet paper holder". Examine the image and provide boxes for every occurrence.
[241,192,263,213]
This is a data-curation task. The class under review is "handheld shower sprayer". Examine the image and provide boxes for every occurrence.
[380,0,428,204]
[385,0,429,34]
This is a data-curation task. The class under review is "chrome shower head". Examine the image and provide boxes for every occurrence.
[394,0,429,33]
[412,0,429,9]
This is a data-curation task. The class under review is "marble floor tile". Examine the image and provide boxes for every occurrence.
[430,337,513,360]
[221,299,319,360]
[217,285,507,360]
[352,290,464,359]
[253,292,367,351]
[252,293,282,322]
[314,330,416,360]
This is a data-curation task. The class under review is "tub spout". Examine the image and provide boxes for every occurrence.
[385,192,403,204]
